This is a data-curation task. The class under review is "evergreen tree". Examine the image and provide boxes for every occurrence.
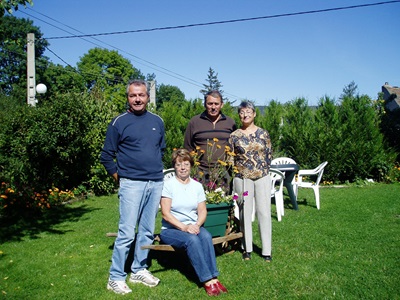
[199,67,227,102]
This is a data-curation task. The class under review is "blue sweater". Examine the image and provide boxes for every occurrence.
[100,110,165,181]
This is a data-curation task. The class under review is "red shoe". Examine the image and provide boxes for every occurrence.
[216,281,228,293]
[204,283,220,296]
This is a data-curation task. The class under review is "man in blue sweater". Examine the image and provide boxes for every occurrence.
[101,80,165,295]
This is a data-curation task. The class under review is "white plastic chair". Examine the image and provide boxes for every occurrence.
[234,170,285,222]
[163,168,175,181]
[294,161,328,210]
[160,168,175,208]
[271,157,297,166]
[271,157,296,184]
[269,169,285,221]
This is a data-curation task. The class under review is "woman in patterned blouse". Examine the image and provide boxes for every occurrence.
[229,101,272,262]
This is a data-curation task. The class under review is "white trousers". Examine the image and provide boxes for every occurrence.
[233,175,272,256]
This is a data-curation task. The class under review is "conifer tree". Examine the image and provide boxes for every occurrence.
[199,67,228,102]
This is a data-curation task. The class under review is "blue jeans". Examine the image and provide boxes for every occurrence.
[160,227,219,283]
[109,178,163,281]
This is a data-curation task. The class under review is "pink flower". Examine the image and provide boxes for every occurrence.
[243,191,249,196]
[207,181,217,190]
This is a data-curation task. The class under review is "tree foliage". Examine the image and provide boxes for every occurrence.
[0,15,49,103]
[199,67,227,102]
[0,13,398,201]
[37,63,86,102]
[256,100,285,156]
[0,94,91,191]
[0,88,119,195]
[77,48,144,112]
[156,84,185,107]
[0,0,32,17]
[256,90,396,183]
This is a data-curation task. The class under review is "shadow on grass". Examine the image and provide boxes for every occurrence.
[282,191,310,210]
[119,237,202,286]
[0,202,98,243]
[148,249,200,285]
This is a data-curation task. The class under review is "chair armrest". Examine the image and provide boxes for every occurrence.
[298,169,316,176]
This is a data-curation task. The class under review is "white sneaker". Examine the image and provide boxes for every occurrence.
[129,269,160,287]
[107,280,132,295]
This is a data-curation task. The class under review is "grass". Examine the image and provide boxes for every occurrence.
[0,183,399,299]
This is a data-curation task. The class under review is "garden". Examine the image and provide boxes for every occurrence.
[1,183,399,299]
[1,10,399,299]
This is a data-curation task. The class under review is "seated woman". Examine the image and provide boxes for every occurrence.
[160,148,228,297]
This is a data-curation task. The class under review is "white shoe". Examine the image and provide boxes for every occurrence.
[129,269,160,287]
[107,280,132,294]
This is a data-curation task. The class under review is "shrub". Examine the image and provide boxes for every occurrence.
[0,89,119,197]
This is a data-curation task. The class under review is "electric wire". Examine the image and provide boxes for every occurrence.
[44,1,400,40]
[11,1,400,102]
[20,9,206,90]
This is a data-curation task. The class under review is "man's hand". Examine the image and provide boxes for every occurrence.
[112,173,119,182]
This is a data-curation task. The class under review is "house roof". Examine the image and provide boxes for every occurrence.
[382,83,400,112]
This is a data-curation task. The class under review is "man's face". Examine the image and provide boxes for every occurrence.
[204,95,223,119]
[127,84,149,114]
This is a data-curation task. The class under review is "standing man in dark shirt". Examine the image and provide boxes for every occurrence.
[184,90,236,171]
[101,80,165,295]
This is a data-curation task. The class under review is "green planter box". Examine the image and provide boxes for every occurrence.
[204,203,233,237]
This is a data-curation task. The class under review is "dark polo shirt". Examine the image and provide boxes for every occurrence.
[184,111,236,168]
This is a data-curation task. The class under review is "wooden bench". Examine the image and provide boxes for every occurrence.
[106,232,243,252]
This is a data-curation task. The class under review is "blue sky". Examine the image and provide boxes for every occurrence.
[12,0,400,105]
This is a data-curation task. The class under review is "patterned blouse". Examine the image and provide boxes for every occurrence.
[229,127,272,180]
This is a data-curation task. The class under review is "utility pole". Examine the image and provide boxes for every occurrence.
[149,80,156,107]
[27,33,36,106]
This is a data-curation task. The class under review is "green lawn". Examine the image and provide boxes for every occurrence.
[1,184,399,299]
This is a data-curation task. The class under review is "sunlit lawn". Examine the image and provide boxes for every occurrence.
[0,183,399,299]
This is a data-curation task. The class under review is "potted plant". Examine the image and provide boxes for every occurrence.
[190,138,239,237]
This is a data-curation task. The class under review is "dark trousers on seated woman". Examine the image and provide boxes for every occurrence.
[160,227,219,283]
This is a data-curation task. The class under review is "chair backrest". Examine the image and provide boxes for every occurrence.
[271,157,297,165]
[163,168,176,181]
[314,161,328,185]
[269,169,285,193]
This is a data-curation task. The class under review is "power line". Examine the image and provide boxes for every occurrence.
[21,8,206,89]
[44,1,400,40]
[44,46,71,67]
[14,1,399,102]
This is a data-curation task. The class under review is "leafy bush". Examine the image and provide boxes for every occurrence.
[0,89,119,197]
[0,93,92,190]
[1,80,398,206]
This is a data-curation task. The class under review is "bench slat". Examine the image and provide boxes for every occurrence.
[106,232,243,252]
[140,232,243,252]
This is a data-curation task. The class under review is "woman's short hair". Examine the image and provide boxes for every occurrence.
[237,100,256,113]
[172,148,194,166]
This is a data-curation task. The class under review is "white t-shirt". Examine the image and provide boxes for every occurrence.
[161,177,206,230]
